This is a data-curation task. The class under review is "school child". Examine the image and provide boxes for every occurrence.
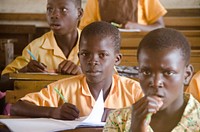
[185,70,200,102]
[104,28,200,131]
[79,0,167,31]
[2,0,83,75]
[10,21,143,121]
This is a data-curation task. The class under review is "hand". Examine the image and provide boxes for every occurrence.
[131,95,163,132]
[124,21,140,29]
[19,60,47,73]
[58,60,82,75]
[101,108,115,122]
[50,103,80,120]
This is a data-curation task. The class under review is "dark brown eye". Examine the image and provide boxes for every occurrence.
[164,71,174,76]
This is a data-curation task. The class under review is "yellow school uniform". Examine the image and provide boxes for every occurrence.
[79,0,167,29]
[20,74,143,117]
[185,71,200,102]
[1,29,81,75]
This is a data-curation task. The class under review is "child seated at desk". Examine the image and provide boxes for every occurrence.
[103,28,200,131]
[10,21,143,121]
[79,0,167,31]
[1,0,83,76]
[185,70,200,102]
[0,0,83,115]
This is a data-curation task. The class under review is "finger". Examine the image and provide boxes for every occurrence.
[58,61,67,73]
[62,63,74,74]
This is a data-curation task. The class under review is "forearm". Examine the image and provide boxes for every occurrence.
[10,100,55,118]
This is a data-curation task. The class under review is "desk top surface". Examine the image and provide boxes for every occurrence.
[9,73,73,81]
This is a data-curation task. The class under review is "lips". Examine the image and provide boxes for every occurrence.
[86,70,101,76]
[50,23,61,30]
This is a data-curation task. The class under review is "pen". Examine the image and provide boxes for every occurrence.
[111,22,122,28]
[54,87,67,103]
[27,49,37,60]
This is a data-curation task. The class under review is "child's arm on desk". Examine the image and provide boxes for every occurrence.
[10,100,80,120]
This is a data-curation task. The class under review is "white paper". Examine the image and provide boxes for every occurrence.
[77,90,105,128]
[118,28,141,32]
[0,117,86,132]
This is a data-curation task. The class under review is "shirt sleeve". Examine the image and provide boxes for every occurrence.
[139,0,167,24]
[185,71,200,102]
[1,45,32,75]
[20,83,63,107]
[79,0,101,30]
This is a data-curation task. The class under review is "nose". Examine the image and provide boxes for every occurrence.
[88,54,99,65]
[149,73,163,89]
[50,8,60,19]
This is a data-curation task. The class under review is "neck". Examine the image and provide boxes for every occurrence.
[87,76,113,101]
[54,29,78,51]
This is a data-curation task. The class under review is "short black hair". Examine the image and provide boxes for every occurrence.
[137,28,191,65]
[80,21,121,53]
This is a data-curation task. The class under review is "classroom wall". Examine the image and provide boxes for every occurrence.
[0,0,200,13]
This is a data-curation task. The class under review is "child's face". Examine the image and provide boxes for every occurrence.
[79,36,121,84]
[138,48,191,110]
[46,0,82,35]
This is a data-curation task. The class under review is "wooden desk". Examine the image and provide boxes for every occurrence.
[6,73,73,103]
[0,115,103,132]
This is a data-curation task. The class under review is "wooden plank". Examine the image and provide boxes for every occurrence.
[9,73,72,81]
[14,80,53,90]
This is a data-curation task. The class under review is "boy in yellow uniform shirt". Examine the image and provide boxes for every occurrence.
[11,21,143,121]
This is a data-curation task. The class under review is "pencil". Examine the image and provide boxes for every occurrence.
[54,87,67,103]
[27,49,37,60]
[111,22,122,28]
[146,113,152,124]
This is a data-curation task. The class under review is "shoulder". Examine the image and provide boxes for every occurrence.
[49,74,85,88]
[113,74,140,87]
[27,31,53,48]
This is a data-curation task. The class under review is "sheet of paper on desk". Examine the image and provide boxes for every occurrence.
[118,28,141,32]
[76,90,105,128]
[0,90,106,131]
[0,117,85,132]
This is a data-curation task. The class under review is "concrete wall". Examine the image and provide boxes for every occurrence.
[0,0,200,13]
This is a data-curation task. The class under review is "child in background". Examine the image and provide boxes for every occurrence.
[185,70,200,102]
[2,0,83,76]
[10,21,143,121]
[79,0,167,31]
[104,28,200,131]
[0,0,83,115]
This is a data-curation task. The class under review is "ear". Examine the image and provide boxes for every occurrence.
[184,64,194,85]
[114,53,122,65]
[77,8,83,21]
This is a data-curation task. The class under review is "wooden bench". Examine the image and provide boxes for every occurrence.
[119,30,200,72]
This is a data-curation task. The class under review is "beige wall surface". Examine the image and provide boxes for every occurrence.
[0,0,199,13]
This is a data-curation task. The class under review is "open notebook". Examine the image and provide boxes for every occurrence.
[0,90,105,132]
